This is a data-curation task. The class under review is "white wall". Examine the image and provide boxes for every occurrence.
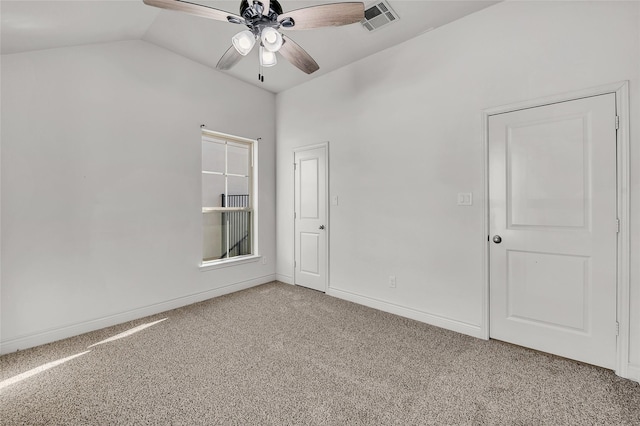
[1,40,276,353]
[276,1,640,378]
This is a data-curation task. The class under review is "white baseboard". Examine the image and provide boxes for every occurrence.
[0,274,276,355]
[327,287,484,339]
[626,364,640,383]
[275,273,293,285]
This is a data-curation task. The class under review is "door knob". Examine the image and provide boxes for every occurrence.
[319,225,325,230]
[492,235,502,244]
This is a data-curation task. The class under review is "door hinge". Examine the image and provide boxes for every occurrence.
[615,116,620,130]
[294,163,297,170]
[616,321,619,336]
[294,260,297,268]
[616,218,620,233]
[294,212,297,219]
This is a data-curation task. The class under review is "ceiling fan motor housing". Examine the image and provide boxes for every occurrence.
[239,0,284,38]
[240,0,282,21]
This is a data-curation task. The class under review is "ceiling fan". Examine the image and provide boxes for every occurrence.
[143,0,365,78]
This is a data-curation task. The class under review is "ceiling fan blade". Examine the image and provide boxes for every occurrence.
[216,45,244,70]
[278,2,364,30]
[279,36,319,74]
[143,0,243,23]
[262,0,270,16]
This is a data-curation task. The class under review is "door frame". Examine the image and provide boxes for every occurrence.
[481,81,631,379]
[293,142,330,292]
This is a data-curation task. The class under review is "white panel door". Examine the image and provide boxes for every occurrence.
[294,146,327,292]
[489,94,618,369]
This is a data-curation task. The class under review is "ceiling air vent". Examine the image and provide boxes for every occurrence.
[361,0,399,32]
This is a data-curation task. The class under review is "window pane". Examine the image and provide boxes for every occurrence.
[227,175,249,199]
[203,211,225,261]
[202,174,225,208]
[202,140,225,173]
[227,210,252,258]
[201,132,255,265]
[227,143,249,176]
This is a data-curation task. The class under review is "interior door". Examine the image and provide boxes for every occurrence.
[489,94,618,369]
[294,145,327,292]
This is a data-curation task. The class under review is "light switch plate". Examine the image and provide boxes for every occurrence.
[457,193,473,206]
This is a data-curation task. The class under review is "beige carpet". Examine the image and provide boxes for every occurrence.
[1,281,639,425]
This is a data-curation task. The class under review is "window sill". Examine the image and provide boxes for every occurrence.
[199,255,261,271]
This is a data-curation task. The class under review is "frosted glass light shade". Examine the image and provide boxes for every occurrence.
[232,30,255,56]
[260,46,277,67]
[260,27,283,52]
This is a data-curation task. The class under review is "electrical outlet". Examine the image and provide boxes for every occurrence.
[262,256,267,265]
[389,275,396,288]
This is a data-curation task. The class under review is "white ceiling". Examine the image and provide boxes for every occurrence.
[1,0,499,93]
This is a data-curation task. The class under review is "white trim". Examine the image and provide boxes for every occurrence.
[293,142,330,153]
[483,81,630,116]
[328,287,484,339]
[481,81,632,380]
[627,365,640,384]
[199,255,261,271]
[292,142,330,293]
[276,274,294,285]
[253,140,259,259]
[203,207,252,213]
[0,274,275,355]
[481,105,490,340]
[614,81,631,380]
[201,129,256,145]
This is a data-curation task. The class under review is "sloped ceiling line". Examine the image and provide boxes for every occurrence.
[1,1,499,93]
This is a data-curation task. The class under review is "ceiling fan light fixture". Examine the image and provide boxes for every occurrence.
[143,0,365,76]
[260,27,283,52]
[260,46,277,67]
[232,30,256,55]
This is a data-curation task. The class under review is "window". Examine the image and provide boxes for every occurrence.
[201,130,257,265]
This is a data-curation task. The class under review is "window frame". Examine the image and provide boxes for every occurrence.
[200,129,259,270]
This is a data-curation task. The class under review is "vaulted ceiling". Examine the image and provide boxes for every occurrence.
[1,1,499,93]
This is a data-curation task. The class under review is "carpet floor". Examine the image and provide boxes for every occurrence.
[1,281,639,425]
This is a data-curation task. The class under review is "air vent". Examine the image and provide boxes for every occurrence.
[361,0,399,32]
